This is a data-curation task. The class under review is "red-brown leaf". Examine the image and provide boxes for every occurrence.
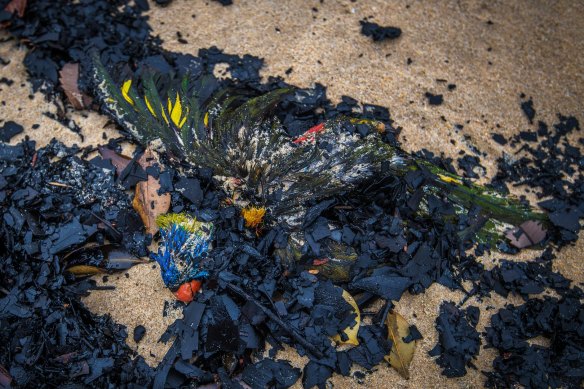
[98,146,132,175]
[4,0,27,18]
[506,220,547,248]
[132,148,170,235]
[0,364,12,388]
[59,63,92,109]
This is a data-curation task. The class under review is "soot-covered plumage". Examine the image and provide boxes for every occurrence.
[92,58,549,295]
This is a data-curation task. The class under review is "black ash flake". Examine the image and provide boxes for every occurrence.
[491,133,507,145]
[133,325,146,343]
[425,92,444,105]
[360,20,402,42]
[520,96,536,124]
[0,121,23,142]
[457,154,485,179]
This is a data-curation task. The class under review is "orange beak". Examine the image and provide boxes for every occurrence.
[173,280,202,303]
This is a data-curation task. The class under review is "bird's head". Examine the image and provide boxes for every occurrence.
[152,213,212,303]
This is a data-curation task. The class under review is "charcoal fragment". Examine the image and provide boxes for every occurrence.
[175,177,203,206]
[425,92,443,105]
[133,325,146,342]
[429,302,480,377]
[360,20,402,41]
[241,359,301,389]
[0,121,23,142]
[521,97,536,123]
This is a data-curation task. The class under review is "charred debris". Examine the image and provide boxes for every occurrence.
[1,1,583,388]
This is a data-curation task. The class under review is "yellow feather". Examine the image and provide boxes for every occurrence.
[121,80,134,105]
[170,93,182,127]
[204,112,209,127]
[438,173,462,185]
[145,96,156,117]
[160,103,170,125]
[179,115,187,128]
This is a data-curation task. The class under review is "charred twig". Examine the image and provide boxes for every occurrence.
[225,283,324,359]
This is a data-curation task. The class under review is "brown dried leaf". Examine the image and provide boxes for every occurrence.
[132,148,170,235]
[98,146,132,175]
[4,0,27,18]
[59,63,92,109]
[0,364,12,388]
[384,310,417,379]
[66,264,105,276]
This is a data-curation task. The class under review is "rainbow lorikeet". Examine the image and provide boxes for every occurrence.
[92,58,548,300]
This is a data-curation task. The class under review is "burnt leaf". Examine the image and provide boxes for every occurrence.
[64,244,146,276]
[302,360,333,389]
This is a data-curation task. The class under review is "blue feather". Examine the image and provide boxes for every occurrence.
[150,224,210,289]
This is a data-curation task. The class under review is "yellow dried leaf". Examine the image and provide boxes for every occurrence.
[332,289,360,346]
[66,265,104,276]
[384,310,416,379]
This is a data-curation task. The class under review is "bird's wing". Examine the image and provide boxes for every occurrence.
[274,118,548,248]
[93,56,293,181]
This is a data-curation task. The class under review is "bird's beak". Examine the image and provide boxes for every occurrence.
[173,280,202,303]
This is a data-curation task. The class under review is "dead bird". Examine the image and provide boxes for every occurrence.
[92,59,549,298]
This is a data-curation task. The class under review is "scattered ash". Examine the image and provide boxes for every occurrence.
[474,252,577,300]
[491,110,582,245]
[0,139,153,386]
[360,20,402,42]
[1,1,584,388]
[485,292,584,388]
[457,154,485,179]
[429,302,481,378]
[2,0,159,95]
